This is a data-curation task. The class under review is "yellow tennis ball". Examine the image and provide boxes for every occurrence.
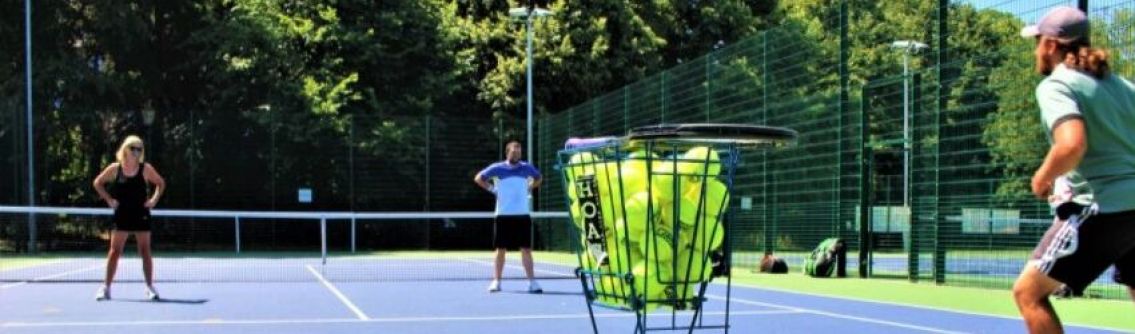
[689,179,729,213]
[631,262,668,312]
[678,146,721,178]
[669,282,700,309]
[695,218,724,252]
[641,227,676,264]
[674,210,723,252]
[622,191,662,243]
[684,180,727,251]
[676,245,713,283]
[650,159,678,203]
[676,194,702,228]
[605,236,639,273]
[566,152,600,184]
[595,275,631,308]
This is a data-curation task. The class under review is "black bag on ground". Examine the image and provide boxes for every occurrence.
[759,252,788,274]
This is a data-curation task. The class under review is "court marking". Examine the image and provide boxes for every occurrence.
[705,294,968,334]
[1,263,103,289]
[0,309,798,328]
[306,265,369,320]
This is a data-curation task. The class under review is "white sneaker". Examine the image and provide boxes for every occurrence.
[487,279,501,293]
[145,286,160,300]
[95,286,110,301]
[528,280,543,294]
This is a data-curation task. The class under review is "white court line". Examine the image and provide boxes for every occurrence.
[459,258,575,278]
[705,294,969,334]
[0,309,798,328]
[305,265,369,320]
[1,263,103,289]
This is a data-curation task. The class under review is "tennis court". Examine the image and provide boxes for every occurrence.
[0,255,1125,334]
[0,261,1121,334]
[0,207,1127,334]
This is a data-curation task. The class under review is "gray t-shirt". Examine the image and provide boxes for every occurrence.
[1037,64,1135,213]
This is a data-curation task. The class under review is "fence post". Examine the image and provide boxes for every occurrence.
[933,0,950,284]
[909,73,922,282]
[321,218,327,265]
[235,216,241,253]
[838,0,851,242]
[858,85,872,278]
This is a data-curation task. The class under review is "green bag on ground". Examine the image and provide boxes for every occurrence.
[804,238,844,277]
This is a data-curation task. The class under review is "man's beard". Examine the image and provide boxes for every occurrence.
[1038,58,1056,76]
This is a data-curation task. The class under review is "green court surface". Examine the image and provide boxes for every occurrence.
[730,271,1135,331]
[0,258,67,271]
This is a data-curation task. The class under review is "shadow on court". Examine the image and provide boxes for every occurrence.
[107,298,209,304]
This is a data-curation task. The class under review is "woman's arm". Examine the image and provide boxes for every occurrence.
[143,163,166,208]
[92,164,119,208]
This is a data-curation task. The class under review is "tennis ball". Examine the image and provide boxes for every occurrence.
[695,218,724,252]
[566,152,601,184]
[693,179,729,212]
[631,263,667,312]
[677,146,721,178]
[640,227,676,264]
[650,159,678,203]
[669,282,701,309]
[674,209,723,252]
[676,245,713,283]
[605,237,639,273]
[617,151,658,194]
[595,275,630,308]
[682,180,727,251]
[676,194,702,228]
[622,191,661,243]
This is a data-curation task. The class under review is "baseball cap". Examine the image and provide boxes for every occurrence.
[1020,6,1089,43]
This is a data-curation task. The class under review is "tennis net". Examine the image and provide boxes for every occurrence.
[0,206,576,283]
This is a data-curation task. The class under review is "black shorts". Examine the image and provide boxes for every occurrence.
[493,215,533,249]
[1031,209,1135,293]
[113,206,152,232]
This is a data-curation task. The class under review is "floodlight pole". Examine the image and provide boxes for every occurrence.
[510,6,552,163]
[890,40,928,209]
[525,10,533,162]
[26,0,36,253]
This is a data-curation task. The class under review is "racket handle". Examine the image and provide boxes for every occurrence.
[564,136,617,149]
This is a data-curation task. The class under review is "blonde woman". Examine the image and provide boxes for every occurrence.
[92,135,166,301]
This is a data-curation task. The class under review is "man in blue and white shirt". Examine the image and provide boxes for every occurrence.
[475,141,543,293]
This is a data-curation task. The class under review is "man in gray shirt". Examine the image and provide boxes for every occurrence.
[1013,6,1135,333]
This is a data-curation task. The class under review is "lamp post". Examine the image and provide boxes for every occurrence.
[889,40,928,208]
[25,0,36,252]
[508,5,553,162]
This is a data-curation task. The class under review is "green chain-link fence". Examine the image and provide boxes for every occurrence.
[538,0,1135,299]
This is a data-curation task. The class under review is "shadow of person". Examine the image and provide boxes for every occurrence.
[110,298,209,304]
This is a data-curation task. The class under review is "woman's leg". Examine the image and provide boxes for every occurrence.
[104,231,129,287]
[135,232,154,287]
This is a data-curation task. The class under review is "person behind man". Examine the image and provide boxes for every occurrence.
[1013,6,1135,333]
[92,135,167,301]
[474,140,543,293]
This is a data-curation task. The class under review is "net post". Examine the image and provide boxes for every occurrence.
[350,217,356,253]
[321,217,327,265]
[235,216,241,253]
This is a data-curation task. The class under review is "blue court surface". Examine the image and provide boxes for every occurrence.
[0,257,1124,334]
